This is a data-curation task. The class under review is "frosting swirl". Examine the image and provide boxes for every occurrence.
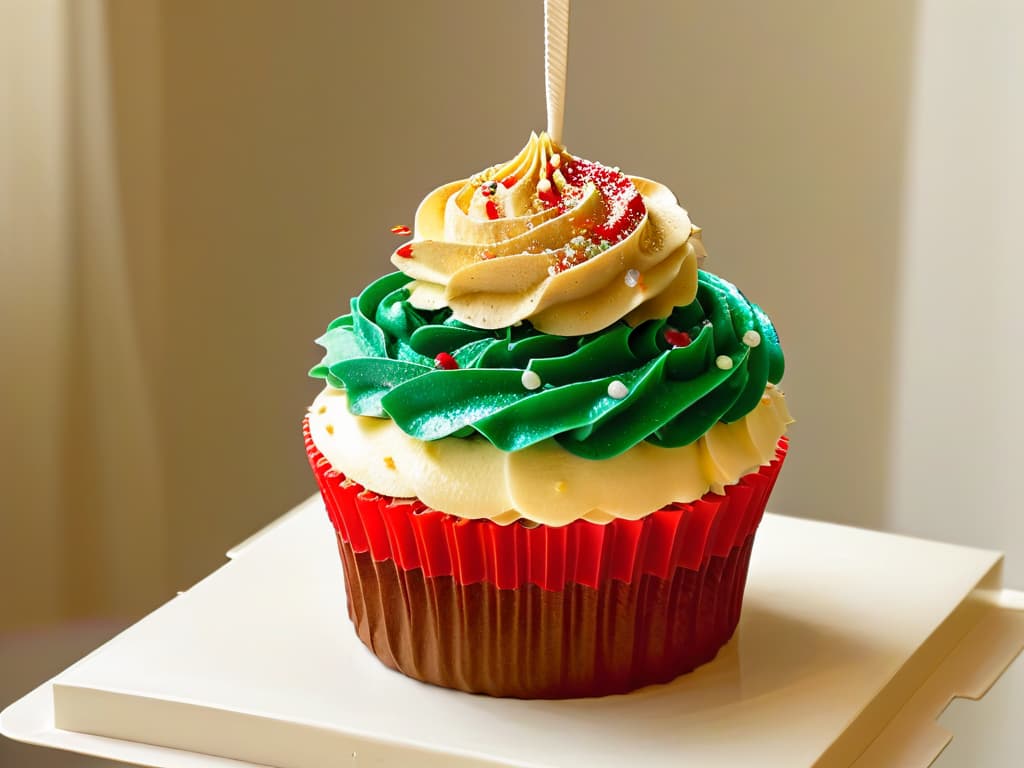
[390,132,705,336]
[310,269,784,460]
[307,385,791,525]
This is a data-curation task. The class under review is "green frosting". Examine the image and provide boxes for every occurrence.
[310,271,784,460]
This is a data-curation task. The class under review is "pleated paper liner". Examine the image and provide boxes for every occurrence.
[304,416,787,591]
[304,417,788,697]
[336,536,756,698]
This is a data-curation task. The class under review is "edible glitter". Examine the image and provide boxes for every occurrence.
[743,330,762,347]
[521,370,542,390]
[607,380,629,399]
[715,355,734,371]
[624,269,640,288]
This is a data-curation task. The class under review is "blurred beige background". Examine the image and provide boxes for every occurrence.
[1,0,1022,762]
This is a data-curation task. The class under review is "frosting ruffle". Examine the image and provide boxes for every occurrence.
[309,269,785,460]
[307,386,791,525]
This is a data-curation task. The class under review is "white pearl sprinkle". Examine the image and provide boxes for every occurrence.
[607,380,629,399]
[521,370,542,391]
[624,269,640,288]
[537,178,552,193]
[550,154,561,169]
[743,330,762,347]
[716,355,733,370]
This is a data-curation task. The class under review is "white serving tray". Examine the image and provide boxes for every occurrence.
[3,496,1023,768]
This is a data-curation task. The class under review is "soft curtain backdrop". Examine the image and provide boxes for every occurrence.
[1,0,166,629]
[888,0,1024,579]
[1,0,67,628]
[2,0,1022,634]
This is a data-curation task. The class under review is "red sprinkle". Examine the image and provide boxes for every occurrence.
[537,182,560,207]
[485,199,500,220]
[501,175,517,188]
[434,352,458,370]
[481,249,497,260]
[664,328,692,347]
[396,243,414,259]
[390,225,412,236]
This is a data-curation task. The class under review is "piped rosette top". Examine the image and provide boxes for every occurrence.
[391,132,706,336]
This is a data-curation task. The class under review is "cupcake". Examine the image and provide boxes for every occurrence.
[305,133,791,698]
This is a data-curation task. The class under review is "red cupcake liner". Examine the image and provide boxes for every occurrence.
[303,417,787,592]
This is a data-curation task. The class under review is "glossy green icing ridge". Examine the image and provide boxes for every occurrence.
[310,271,784,459]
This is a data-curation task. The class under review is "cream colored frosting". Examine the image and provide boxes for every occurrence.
[308,385,792,527]
[390,132,706,336]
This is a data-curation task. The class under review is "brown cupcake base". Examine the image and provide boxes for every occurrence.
[336,532,755,699]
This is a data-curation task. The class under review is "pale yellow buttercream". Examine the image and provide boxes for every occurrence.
[391,132,705,336]
[308,385,792,527]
